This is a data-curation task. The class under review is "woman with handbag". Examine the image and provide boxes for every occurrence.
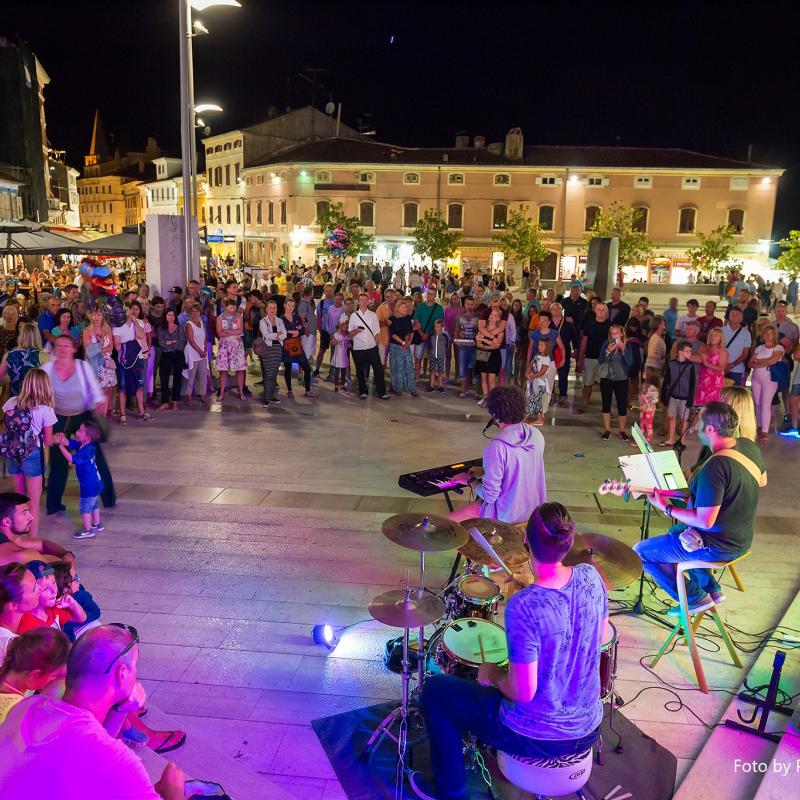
[256,300,286,407]
[474,308,506,406]
[82,305,116,416]
[748,325,785,443]
[598,324,634,441]
[215,297,248,401]
[280,298,315,398]
[112,302,149,425]
[42,335,116,515]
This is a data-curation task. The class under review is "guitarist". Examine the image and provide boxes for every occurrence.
[634,401,766,616]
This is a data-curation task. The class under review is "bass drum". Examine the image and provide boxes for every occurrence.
[436,618,508,680]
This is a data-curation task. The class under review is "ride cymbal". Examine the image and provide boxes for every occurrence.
[563,533,642,591]
[382,513,469,552]
[368,589,446,628]
[457,518,530,568]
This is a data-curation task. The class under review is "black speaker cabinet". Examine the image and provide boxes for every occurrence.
[585,237,619,299]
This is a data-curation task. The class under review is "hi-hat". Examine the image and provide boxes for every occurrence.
[563,533,642,591]
[458,518,530,568]
[368,589,446,628]
[382,513,468,552]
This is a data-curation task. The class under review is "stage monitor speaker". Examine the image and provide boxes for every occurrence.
[585,237,619,299]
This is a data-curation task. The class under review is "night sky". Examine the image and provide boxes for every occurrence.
[4,1,798,241]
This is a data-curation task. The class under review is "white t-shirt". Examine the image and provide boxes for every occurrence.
[676,314,699,335]
[348,308,380,351]
[111,319,142,344]
[0,696,159,799]
[0,626,17,661]
[1,399,57,442]
[752,344,784,378]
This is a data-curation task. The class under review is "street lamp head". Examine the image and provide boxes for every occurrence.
[192,20,209,35]
[195,103,223,114]
[190,0,241,10]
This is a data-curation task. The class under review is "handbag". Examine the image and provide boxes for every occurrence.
[119,338,143,369]
[475,348,492,363]
[769,358,790,391]
[283,336,303,358]
[252,337,268,358]
[597,359,612,380]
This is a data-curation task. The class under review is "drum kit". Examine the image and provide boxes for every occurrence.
[364,512,641,783]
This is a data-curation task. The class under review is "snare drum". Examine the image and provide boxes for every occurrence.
[445,574,502,620]
[436,618,508,679]
[599,622,619,702]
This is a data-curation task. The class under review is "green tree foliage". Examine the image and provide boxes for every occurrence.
[686,225,736,275]
[492,205,549,267]
[776,230,800,279]
[412,209,461,263]
[316,201,374,259]
[583,201,653,267]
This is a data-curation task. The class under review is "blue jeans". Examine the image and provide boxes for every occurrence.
[422,675,600,800]
[633,525,740,605]
[457,346,476,380]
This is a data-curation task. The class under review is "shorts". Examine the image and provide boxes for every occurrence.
[117,363,144,394]
[6,447,44,478]
[583,358,600,386]
[414,341,428,359]
[457,346,476,379]
[79,495,100,515]
[791,384,800,397]
[320,330,331,350]
[667,397,688,419]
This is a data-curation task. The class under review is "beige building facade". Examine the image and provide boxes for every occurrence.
[235,131,782,283]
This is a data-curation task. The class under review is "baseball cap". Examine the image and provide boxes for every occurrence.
[26,560,55,580]
[170,286,183,294]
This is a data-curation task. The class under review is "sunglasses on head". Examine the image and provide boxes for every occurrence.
[104,622,139,675]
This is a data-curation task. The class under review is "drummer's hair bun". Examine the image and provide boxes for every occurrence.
[526,502,575,563]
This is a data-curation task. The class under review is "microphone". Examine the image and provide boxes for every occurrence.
[483,417,497,435]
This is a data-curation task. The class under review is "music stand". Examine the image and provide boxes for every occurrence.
[611,448,687,630]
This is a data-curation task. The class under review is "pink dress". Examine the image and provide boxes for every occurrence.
[695,349,724,405]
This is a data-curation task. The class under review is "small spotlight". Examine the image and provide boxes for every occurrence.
[312,624,339,650]
[300,170,308,177]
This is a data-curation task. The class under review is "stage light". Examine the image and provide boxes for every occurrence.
[312,624,340,650]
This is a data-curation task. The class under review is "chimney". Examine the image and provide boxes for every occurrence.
[504,127,523,161]
[454,133,469,149]
[487,142,503,155]
[442,153,449,162]
[474,135,485,149]
[268,106,278,119]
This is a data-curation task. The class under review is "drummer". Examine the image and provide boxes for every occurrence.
[421,502,608,800]
[450,385,547,525]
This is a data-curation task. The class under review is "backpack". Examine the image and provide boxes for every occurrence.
[0,406,39,462]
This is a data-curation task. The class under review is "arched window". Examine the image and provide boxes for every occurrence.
[223,142,232,151]
[280,200,287,225]
[494,173,511,186]
[584,205,601,231]
[448,173,465,186]
[538,205,555,231]
[632,206,648,233]
[268,201,274,225]
[403,202,418,228]
[359,201,375,227]
[727,208,744,234]
[447,203,463,229]
[315,170,331,183]
[256,201,262,225]
[678,207,697,234]
[403,173,420,185]
[214,166,222,186]
[214,145,222,153]
[492,204,508,229]
[316,200,331,221]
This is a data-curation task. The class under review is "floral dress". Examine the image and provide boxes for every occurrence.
[6,348,40,397]
[85,329,117,388]
[695,349,724,405]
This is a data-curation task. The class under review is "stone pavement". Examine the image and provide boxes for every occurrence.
[5,368,799,799]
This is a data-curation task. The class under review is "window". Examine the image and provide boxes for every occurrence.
[225,165,230,186]
[729,177,749,191]
[359,201,374,227]
[256,202,262,224]
[448,173,465,186]
[268,201,274,225]
[206,148,212,156]
[226,205,231,225]
[536,175,560,186]
[403,202,418,227]
[494,173,510,186]
[682,176,701,190]
[201,206,206,223]
[538,205,555,231]
[447,203,463,229]
[678,207,697,233]
[245,203,250,224]
[403,172,420,185]
[315,170,331,183]
[492,204,508,229]
[235,164,240,182]
[214,145,222,153]
[217,205,223,224]
[357,171,375,184]
[214,166,222,186]
[223,142,232,151]
[234,140,241,148]
[584,205,601,231]
[728,208,744,233]
[280,201,286,225]
[316,200,331,221]
[632,206,648,233]
[584,175,608,187]
[634,176,653,188]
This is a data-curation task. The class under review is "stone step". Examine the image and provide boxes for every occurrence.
[673,589,800,800]
[751,706,800,800]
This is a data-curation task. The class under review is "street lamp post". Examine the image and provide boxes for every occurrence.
[178,0,239,282]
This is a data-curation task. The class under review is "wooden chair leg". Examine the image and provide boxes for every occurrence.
[678,570,709,693]
[728,564,745,592]
[710,610,743,668]
[651,621,682,668]
[691,610,707,635]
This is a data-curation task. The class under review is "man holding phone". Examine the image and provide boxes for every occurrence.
[348,293,389,400]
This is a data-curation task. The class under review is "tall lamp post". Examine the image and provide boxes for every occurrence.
[179,0,240,282]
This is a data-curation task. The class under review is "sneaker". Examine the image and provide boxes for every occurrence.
[457,392,467,399]
[601,431,611,440]
[666,596,715,617]
[72,529,95,540]
[619,431,630,442]
[91,523,105,534]
[359,393,368,399]
[426,386,435,392]
[437,387,445,393]
[262,400,270,407]
[271,397,281,404]
[379,394,390,400]
[779,426,799,437]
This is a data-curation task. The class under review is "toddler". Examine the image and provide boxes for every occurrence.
[637,371,660,443]
[331,317,352,393]
[57,421,105,539]
[526,338,552,425]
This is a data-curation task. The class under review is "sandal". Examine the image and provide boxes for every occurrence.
[148,729,186,755]
[119,415,127,426]
[137,413,151,422]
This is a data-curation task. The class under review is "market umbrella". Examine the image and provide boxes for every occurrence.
[0,221,84,255]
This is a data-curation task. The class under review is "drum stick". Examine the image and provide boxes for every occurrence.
[478,634,486,663]
[468,527,514,577]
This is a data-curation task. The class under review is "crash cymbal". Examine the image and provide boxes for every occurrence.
[368,589,446,628]
[382,513,469,552]
[563,533,642,591]
[458,518,530,568]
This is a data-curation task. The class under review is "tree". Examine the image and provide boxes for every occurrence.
[583,201,652,267]
[316,202,374,259]
[412,209,461,264]
[492,205,549,269]
[776,230,800,279]
[686,225,736,276]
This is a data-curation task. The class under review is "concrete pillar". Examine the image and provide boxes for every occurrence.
[145,214,191,295]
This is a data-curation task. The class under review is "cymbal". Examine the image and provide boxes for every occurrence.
[457,518,530,568]
[368,589,446,628]
[563,533,642,591]
[382,513,469,552]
